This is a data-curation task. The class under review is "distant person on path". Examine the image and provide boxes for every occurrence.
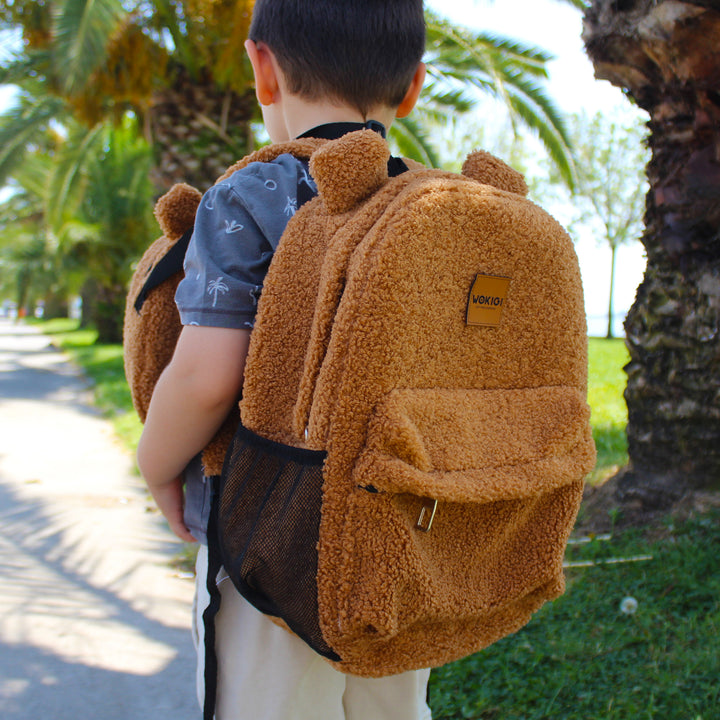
[136,1,430,718]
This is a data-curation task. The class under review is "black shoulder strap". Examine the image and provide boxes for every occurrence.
[388,156,410,177]
[202,487,223,720]
[134,228,193,313]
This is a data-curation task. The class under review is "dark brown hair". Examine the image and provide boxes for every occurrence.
[249,0,426,116]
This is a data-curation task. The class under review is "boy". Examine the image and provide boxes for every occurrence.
[137,1,429,718]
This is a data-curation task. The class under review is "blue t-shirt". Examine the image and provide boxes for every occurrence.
[175,153,317,329]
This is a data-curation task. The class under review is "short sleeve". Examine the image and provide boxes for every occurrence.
[174,155,315,329]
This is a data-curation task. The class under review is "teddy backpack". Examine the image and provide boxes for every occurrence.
[124,130,595,713]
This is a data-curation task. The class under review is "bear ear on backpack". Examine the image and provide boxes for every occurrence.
[461,150,528,197]
[154,183,203,239]
[309,130,390,214]
[123,182,202,423]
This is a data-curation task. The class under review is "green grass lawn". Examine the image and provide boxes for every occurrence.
[428,512,720,719]
[34,320,718,719]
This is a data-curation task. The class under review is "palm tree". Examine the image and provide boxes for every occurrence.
[0,196,50,315]
[0,135,73,316]
[0,116,156,341]
[54,120,157,341]
[583,0,720,503]
[0,0,257,191]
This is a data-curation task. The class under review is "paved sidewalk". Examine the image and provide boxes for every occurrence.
[0,319,199,719]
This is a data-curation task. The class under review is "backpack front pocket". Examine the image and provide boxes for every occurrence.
[336,386,595,646]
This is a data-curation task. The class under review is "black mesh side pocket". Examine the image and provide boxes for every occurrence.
[217,423,340,661]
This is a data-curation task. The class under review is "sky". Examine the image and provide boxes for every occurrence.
[425,0,649,337]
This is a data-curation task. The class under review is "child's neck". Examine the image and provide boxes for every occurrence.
[283,95,396,141]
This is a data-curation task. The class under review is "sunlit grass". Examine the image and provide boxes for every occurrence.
[428,512,720,719]
[587,338,629,484]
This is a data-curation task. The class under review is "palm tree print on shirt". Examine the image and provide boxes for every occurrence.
[207,277,229,307]
[284,197,297,216]
[224,219,244,233]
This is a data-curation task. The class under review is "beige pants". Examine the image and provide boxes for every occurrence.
[193,545,432,720]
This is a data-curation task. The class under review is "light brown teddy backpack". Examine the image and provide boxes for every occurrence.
[212,129,596,686]
[124,131,595,720]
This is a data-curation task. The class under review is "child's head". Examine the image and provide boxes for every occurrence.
[246,0,426,138]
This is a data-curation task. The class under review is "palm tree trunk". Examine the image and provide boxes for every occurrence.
[43,288,69,319]
[584,0,720,505]
[147,67,257,192]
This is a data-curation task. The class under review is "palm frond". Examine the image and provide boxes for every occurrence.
[422,9,576,186]
[389,117,441,168]
[0,95,65,184]
[497,71,575,184]
[0,191,44,248]
[149,0,199,76]
[501,71,572,145]
[422,81,475,113]
[9,150,53,200]
[0,48,52,86]
[53,0,126,94]
[46,122,105,229]
[505,89,577,189]
[76,119,155,259]
[55,217,101,250]
[426,13,552,75]
[561,0,589,10]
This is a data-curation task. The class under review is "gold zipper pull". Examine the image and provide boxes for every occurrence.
[415,498,438,532]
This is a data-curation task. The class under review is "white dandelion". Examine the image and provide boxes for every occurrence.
[620,597,638,615]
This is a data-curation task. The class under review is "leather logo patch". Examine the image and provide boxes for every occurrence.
[466,274,511,327]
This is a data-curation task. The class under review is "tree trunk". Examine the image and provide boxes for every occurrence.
[606,242,617,340]
[43,288,69,320]
[584,0,720,504]
[91,283,126,344]
[79,281,96,329]
[146,67,257,192]
[80,278,124,343]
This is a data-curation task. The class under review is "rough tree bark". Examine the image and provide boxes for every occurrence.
[147,67,256,192]
[583,0,720,506]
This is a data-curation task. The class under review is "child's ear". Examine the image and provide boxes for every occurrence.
[395,63,426,119]
[245,39,280,106]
